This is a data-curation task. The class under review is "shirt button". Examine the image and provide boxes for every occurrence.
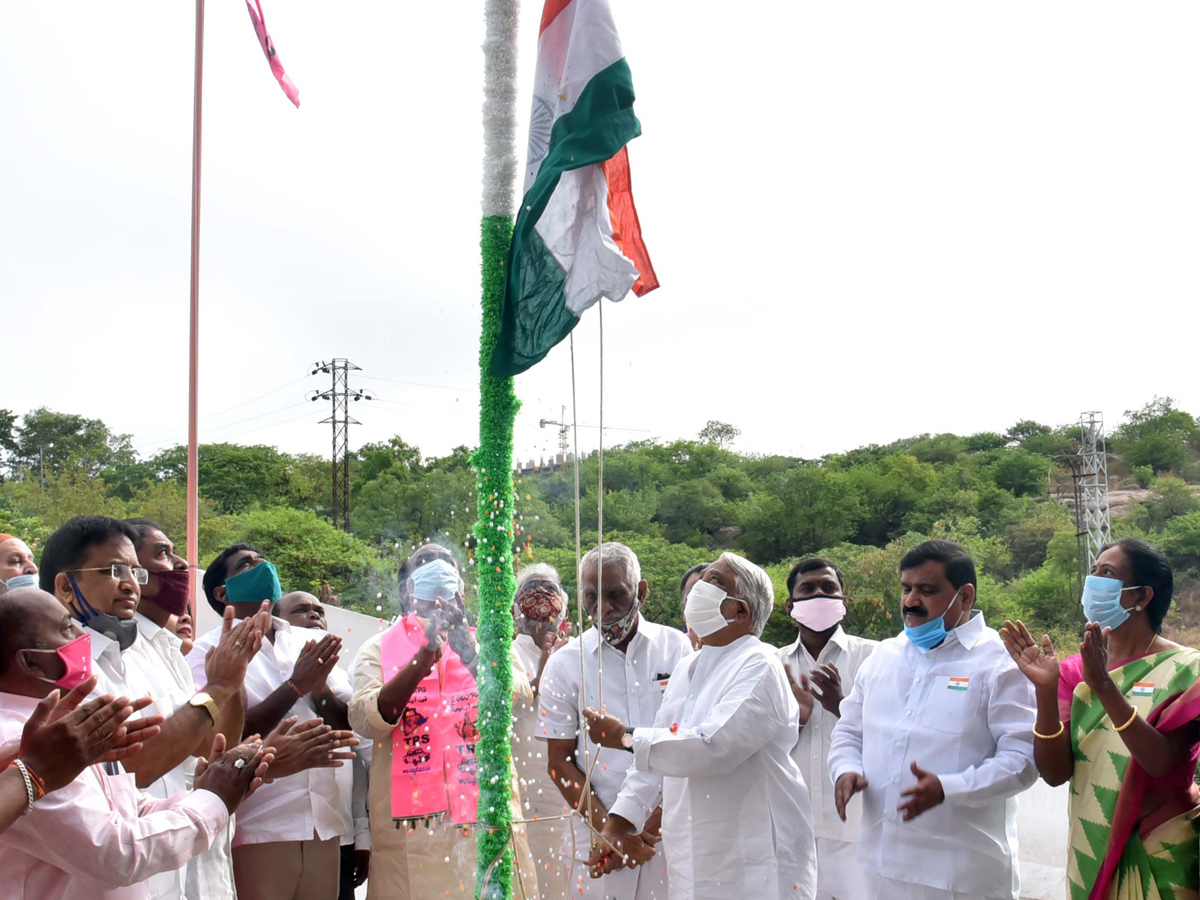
[914,676,920,683]
[894,740,902,747]
[905,709,912,716]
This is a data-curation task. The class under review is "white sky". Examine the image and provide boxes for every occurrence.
[3,2,1198,467]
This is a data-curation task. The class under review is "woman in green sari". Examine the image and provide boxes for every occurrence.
[1001,538,1200,900]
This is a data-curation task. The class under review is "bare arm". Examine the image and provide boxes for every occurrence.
[243,683,303,740]
[122,683,240,789]
[546,737,607,835]
[377,646,439,725]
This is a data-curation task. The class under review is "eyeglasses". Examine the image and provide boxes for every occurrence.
[68,564,150,586]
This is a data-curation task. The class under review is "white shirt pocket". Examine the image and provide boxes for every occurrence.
[922,675,979,733]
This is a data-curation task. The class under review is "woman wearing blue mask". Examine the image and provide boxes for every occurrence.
[0,534,38,593]
[1001,538,1200,900]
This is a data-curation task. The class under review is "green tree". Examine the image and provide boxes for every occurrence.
[1111,397,1200,475]
[11,408,131,480]
[1161,510,1200,572]
[742,465,863,562]
[988,449,1050,498]
[698,420,740,449]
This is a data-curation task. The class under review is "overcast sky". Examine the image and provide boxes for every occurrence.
[3,2,1198,468]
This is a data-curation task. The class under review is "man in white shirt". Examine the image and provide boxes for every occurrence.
[192,543,358,900]
[537,543,692,900]
[587,551,818,900]
[828,540,1037,900]
[778,557,877,900]
[0,585,270,900]
[278,590,373,900]
[38,516,262,900]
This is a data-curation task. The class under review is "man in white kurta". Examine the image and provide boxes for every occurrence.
[827,540,1036,900]
[588,552,817,900]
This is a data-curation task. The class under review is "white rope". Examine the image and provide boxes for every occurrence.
[595,301,605,713]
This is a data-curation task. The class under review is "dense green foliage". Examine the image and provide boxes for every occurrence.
[3,398,1199,648]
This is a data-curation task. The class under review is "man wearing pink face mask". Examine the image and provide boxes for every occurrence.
[777,558,878,900]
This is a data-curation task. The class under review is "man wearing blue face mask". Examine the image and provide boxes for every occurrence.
[827,540,1036,900]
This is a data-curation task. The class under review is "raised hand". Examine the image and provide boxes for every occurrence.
[1000,620,1061,689]
[194,734,274,814]
[262,716,357,779]
[289,635,342,696]
[1080,622,1113,693]
[785,664,815,725]
[587,829,655,877]
[897,760,944,822]
[808,662,844,717]
[13,681,163,792]
[204,608,264,688]
[834,772,868,822]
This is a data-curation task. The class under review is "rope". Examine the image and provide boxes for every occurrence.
[596,300,605,712]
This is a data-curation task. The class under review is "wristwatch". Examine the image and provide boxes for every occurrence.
[620,727,635,751]
[189,691,220,725]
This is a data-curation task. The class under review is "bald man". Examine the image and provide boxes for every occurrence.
[277,593,328,632]
[277,591,369,900]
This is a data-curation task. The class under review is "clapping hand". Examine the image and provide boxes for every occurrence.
[1080,622,1114,693]
[808,662,844,717]
[289,635,342,696]
[262,716,357,780]
[1000,620,1061,689]
[194,733,274,814]
[785,665,815,725]
[12,678,164,792]
[204,606,265,688]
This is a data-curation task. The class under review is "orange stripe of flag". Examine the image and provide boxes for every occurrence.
[540,0,573,35]
[603,146,659,296]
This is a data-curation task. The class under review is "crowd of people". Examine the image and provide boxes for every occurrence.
[0,517,1197,900]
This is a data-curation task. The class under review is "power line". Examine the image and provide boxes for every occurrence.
[131,375,314,444]
[132,401,311,452]
[357,374,470,393]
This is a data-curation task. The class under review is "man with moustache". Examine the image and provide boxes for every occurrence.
[828,540,1036,900]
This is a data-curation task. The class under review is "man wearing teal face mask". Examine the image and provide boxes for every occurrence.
[828,540,1036,900]
[192,543,358,900]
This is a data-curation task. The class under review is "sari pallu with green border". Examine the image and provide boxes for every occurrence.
[1064,647,1200,900]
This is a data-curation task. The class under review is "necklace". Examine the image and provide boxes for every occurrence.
[1143,632,1158,657]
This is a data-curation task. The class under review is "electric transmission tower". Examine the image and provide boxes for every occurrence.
[1073,411,1112,583]
[308,359,373,531]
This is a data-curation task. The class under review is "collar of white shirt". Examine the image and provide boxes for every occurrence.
[134,611,181,650]
[783,625,850,660]
[86,625,124,669]
[896,607,987,652]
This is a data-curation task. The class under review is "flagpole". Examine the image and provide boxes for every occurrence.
[187,0,205,614]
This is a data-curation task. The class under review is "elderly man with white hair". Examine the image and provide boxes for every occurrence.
[537,542,693,900]
[584,552,818,900]
[511,564,571,899]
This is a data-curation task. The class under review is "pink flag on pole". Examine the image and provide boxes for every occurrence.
[244,0,299,107]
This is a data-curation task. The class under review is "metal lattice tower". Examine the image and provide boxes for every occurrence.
[308,359,372,531]
[1076,411,1112,575]
[539,405,570,467]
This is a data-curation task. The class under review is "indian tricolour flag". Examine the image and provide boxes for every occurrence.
[948,677,970,692]
[490,0,658,377]
[1132,682,1155,697]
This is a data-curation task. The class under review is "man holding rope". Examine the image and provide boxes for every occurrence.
[537,542,692,900]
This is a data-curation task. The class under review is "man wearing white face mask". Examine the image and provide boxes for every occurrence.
[584,552,817,900]
[827,540,1036,900]
[777,558,877,900]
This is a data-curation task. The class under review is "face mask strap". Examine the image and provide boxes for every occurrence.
[66,573,98,624]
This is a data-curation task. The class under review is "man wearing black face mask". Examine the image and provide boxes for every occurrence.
[40,516,263,900]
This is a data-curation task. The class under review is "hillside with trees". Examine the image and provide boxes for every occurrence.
[3,397,1199,649]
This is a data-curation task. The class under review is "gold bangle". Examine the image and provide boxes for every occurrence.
[1032,721,1065,740]
[1113,708,1138,733]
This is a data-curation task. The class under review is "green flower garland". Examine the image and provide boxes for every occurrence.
[473,214,519,900]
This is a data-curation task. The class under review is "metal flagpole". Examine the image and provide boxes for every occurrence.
[186,0,205,614]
